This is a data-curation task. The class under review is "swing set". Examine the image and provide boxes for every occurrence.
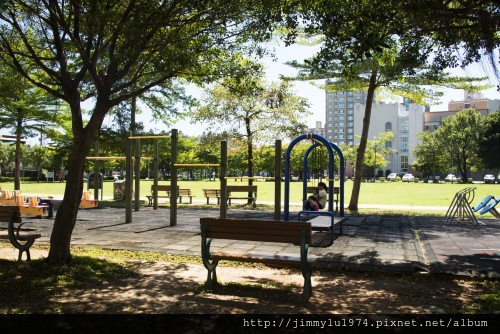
[284,133,345,244]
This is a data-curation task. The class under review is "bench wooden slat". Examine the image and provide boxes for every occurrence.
[0,233,42,241]
[210,251,317,268]
[226,185,257,208]
[147,185,179,206]
[203,219,312,244]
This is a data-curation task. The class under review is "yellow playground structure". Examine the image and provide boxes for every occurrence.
[0,191,49,218]
[80,191,98,209]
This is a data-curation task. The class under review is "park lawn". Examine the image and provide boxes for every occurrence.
[2,179,499,209]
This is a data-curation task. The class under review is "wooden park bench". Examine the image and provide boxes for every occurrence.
[167,188,195,204]
[200,217,317,300]
[147,185,179,206]
[0,205,42,261]
[203,189,221,205]
[226,185,257,209]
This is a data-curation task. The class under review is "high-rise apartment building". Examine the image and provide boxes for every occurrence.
[325,82,369,146]
[324,82,425,176]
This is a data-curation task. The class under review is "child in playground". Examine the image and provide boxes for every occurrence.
[314,182,328,209]
[305,195,319,211]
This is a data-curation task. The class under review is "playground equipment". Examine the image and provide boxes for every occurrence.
[80,191,98,209]
[0,190,17,205]
[124,130,283,225]
[0,191,49,217]
[445,187,478,225]
[478,196,500,219]
[446,188,500,224]
[284,133,345,244]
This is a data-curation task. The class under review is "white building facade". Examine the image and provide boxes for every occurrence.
[322,86,499,178]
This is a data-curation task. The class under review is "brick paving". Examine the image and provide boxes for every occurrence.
[4,205,500,278]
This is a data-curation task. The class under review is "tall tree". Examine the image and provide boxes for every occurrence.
[281,0,497,210]
[478,110,500,171]
[192,58,310,188]
[285,44,486,210]
[364,132,396,179]
[0,0,278,264]
[435,109,483,183]
[0,144,10,181]
[24,145,54,182]
[0,63,61,190]
[412,131,448,181]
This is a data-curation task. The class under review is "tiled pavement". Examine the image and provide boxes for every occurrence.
[9,205,500,278]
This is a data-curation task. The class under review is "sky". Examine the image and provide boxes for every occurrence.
[163,43,500,137]
[2,42,499,144]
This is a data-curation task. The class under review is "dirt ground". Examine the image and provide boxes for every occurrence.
[0,247,493,314]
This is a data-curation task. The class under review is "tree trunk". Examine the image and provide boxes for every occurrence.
[47,140,90,264]
[14,117,22,191]
[348,70,378,211]
[46,99,105,265]
[246,120,254,204]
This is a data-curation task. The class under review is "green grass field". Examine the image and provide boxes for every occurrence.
[2,178,499,209]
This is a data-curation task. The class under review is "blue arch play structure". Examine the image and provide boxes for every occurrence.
[284,133,345,224]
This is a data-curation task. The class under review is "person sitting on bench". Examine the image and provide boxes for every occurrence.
[304,195,319,211]
[313,182,328,209]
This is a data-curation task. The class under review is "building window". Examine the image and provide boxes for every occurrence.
[400,156,408,172]
[401,117,409,133]
[401,137,408,153]
[348,109,353,114]
[385,122,392,132]
[348,128,353,133]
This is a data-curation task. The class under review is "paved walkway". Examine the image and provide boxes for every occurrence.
[5,203,498,279]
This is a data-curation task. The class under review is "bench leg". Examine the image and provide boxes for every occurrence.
[205,267,218,290]
[206,197,210,205]
[302,271,313,301]
[18,248,31,261]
